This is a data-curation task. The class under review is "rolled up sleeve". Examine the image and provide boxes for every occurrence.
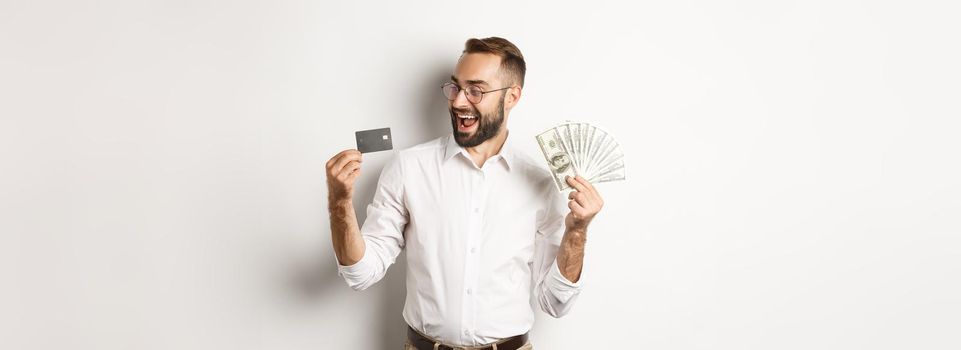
[531,185,584,318]
[335,155,408,291]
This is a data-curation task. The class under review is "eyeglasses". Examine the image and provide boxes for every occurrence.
[441,82,512,104]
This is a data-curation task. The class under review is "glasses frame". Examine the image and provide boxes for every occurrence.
[441,82,513,104]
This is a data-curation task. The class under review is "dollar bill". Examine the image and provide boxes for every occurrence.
[591,168,626,183]
[589,159,626,183]
[536,121,626,189]
[536,128,579,191]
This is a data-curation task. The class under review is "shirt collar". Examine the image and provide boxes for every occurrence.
[444,131,516,170]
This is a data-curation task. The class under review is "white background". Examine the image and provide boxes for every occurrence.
[2,0,959,349]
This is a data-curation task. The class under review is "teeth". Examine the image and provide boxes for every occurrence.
[458,115,476,119]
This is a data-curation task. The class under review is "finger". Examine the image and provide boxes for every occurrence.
[574,176,603,207]
[574,175,598,196]
[568,198,586,215]
[571,188,600,213]
[345,167,362,183]
[331,150,363,175]
[327,149,361,170]
[567,191,589,207]
[338,161,362,179]
[566,176,586,193]
[571,191,592,209]
[326,149,358,169]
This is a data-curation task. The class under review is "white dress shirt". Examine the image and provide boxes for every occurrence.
[336,132,583,346]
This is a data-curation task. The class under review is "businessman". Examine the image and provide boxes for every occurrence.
[325,37,603,350]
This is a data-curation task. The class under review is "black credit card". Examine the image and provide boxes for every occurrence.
[355,127,393,153]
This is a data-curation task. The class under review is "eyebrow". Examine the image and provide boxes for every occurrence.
[450,75,489,87]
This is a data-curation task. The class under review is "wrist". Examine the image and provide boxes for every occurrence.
[565,226,588,239]
[567,219,589,234]
[328,196,353,211]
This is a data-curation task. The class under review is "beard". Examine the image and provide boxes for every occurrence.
[449,93,506,148]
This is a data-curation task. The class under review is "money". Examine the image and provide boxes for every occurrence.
[535,122,626,191]
[535,128,579,191]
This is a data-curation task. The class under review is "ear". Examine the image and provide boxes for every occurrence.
[505,86,522,111]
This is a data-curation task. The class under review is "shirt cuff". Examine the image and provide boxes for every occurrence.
[545,258,583,302]
[336,249,374,281]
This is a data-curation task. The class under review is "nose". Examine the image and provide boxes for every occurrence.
[451,87,471,109]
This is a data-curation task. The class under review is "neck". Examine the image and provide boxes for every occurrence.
[464,129,509,168]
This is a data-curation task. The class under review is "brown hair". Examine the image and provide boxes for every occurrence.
[462,37,526,88]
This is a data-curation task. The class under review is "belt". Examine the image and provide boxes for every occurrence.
[406,325,529,350]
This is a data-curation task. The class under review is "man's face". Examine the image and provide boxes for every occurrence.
[449,53,510,148]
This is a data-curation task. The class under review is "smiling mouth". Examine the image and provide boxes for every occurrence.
[456,114,478,129]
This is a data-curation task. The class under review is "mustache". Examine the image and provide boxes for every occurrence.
[450,106,478,117]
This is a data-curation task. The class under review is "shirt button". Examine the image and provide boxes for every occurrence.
[464,329,470,336]
[473,207,479,213]
[466,288,472,295]
[470,247,476,254]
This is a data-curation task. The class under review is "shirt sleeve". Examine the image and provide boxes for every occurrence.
[531,183,584,318]
[335,155,408,291]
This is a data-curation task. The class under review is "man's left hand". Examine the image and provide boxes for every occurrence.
[565,175,604,233]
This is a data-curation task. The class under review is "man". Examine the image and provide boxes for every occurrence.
[325,37,604,350]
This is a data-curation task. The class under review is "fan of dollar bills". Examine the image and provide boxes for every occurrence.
[535,121,626,191]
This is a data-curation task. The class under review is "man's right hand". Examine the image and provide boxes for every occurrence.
[326,149,363,203]
[325,149,365,266]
